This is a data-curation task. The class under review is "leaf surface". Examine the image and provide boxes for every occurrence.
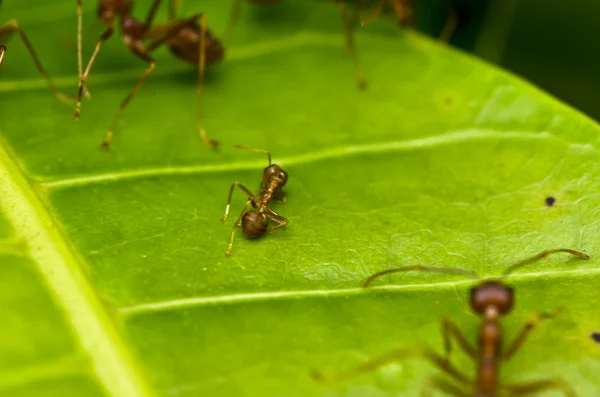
[1,1,600,396]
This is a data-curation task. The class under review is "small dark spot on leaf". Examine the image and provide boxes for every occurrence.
[592,332,600,343]
[545,196,556,207]
[443,96,453,106]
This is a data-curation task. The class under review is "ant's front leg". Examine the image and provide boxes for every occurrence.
[441,317,477,363]
[220,182,258,223]
[503,307,565,361]
[225,199,252,256]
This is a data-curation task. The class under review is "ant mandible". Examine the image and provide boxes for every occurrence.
[224,0,367,90]
[0,11,72,102]
[314,248,590,396]
[75,0,224,149]
[220,145,289,256]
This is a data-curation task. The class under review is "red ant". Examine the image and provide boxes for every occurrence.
[220,145,289,256]
[75,0,224,149]
[0,16,72,102]
[224,0,367,90]
[314,248,590,396]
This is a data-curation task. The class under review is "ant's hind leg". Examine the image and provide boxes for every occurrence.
[502,378,575,397]
[265,210,289,233]
[335,0,367,90]
[0,45,5,67]
[0,20,73,103]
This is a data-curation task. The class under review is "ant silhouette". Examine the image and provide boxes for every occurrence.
[75,0,224,149]
[224,0,367,90]
[220,145,289,256]
[313,248,590,397]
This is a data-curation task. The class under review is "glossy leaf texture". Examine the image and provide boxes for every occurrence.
[1,1,600,396]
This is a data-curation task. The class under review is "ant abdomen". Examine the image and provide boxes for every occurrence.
[168,24,225,65]
[242,210,268,238]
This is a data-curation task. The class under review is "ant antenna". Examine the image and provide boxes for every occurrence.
[501,248,590,278]
[234,145,272,165]
[363,264,480,288]
[0,45,6,67]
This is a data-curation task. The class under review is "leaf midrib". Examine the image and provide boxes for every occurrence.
[38,129,587,188]
[118,265,599,317]
[0,140,153,396]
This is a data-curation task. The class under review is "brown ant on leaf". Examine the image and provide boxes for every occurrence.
[220,145,289,256]
[75,0,224,149]
[313,248,590,396]
[224,0,367,90]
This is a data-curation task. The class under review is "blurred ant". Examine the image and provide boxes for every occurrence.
[361,0,458,43]
[224,0,367,90]
[220,145,289,256]
[0,14,72,102]
[75,0,224,149]
[314,248,590,396]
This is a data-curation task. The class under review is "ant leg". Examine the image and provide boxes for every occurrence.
[146,13,219,148]
[103,51,156,149]
[234,145,272,165]
[421,376,470,397]
[0,45,5,67]
[502,378,575,397]
[143,0,165,32]
[361,0,386,26]
[265,210,289,233]
[74,25,115,120]
[168,0,179,20]
[225,199,252,256]
[0,20,72,103]
[438,9,458,43]
[220,182,257,223]
[312,346,471,386]
[502,249,589,276]
[335,0,367,90]
[196,14,220,149]
[503,307,565,361]
[389,0,413,25]
[76,0,90,99]
[441,318,477,362]
[223,0,243,46]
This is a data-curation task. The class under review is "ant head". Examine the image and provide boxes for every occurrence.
[470,281,514,316]
[264,164,288,187]
[242,210,268,239]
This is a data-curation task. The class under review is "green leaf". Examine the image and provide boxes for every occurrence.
[1,1,600,396]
